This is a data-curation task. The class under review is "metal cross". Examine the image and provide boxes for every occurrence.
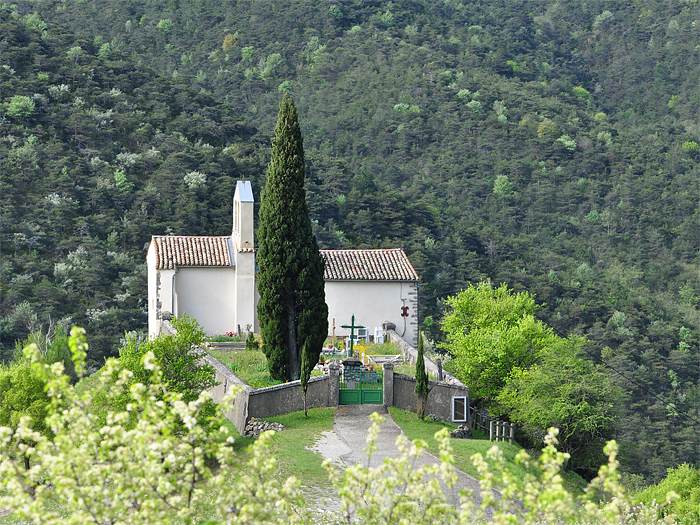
[341,314,364,358]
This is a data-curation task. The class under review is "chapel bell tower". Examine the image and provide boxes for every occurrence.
[232,181,257,333]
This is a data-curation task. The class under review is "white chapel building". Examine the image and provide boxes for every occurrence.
[147,181,420,346]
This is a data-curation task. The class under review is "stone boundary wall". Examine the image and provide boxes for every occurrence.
[203,353,339,435]
[205,352,253,434]
[161,320,340,435]
[248,374,332,420]
[393,373,470,424]
[385,330,466,388]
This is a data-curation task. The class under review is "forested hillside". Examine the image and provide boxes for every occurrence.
[0,7,261,364]
[1,0,698,482]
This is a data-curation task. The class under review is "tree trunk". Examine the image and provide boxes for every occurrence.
[287,303,300,380]
[417,396,426,420]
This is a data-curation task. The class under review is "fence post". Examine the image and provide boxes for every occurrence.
[509,423,514,445]
[489,420,494,442]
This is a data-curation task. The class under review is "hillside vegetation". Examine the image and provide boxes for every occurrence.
[1,0,698,482]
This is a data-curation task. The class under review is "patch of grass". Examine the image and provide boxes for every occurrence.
[206,333,244,342]
[355,341,402,356]
[208,348,279,388]
[388,407,586,496]
[207,349,322,389]
[261,408,335,489]
[392,361,437,380]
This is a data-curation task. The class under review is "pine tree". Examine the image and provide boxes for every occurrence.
[415,332,430,419]
[257,95,328,390]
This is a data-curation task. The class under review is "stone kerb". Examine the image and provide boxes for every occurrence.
[205,341,246,351]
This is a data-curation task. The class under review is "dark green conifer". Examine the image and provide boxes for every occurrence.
[257,95,328,390]
[415,332,430,419]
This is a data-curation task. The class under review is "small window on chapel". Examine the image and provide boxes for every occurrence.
[452,396,467,423]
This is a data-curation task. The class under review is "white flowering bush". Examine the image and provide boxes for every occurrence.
[0,328,673,525]
[0,328,304,525]
[184,170,207,188]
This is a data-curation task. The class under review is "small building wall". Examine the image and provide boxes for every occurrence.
[174,267,236,335]
[325,281,418,347]
[147,241,175,337]
[233,251,257,333]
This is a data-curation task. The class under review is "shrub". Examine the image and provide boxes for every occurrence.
[5,95,35,119]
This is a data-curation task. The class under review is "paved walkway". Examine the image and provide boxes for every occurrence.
[309,405,490,513]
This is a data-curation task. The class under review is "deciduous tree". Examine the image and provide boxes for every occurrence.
[498,337,621,471]
[441,282,554,400]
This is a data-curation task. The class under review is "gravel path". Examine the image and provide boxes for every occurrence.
[308,405,491,513]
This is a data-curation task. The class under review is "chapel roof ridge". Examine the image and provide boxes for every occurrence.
[151,235,232,270]
[320,248,418,282]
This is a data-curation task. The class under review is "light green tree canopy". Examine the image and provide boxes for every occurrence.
[441,282,555,400]
[117,315,217,407]
[498,336,621,470]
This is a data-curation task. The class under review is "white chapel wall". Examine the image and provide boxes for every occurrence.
[174,267,237,335]
[324,281,418,346]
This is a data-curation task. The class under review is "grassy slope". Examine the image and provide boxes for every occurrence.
[388,407,588,496]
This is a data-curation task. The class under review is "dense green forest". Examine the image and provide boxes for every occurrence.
[1,0,698,483]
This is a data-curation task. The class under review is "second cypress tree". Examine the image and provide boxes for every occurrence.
[415,332,431,419]
[257,95,328,385]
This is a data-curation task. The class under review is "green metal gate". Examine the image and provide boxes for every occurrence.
[339,370,383,405]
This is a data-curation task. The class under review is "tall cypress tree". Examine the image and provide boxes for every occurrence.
[415,332,430,419]
[257,95,328,387]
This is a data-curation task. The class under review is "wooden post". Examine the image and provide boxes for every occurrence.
[489,420,494,442]
[509,423,514,445]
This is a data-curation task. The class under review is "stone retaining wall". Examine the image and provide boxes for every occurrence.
[204,352,339,435]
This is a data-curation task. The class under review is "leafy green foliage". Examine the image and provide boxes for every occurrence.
[256,95,328,388]
[635,464,700,523]
[0,328,305,524]
[0,360,49,436]
[0,328,678,525]
[441,282,555,400]
[443,282,619,473]
[0,8,258,366]
[5,95,35,119]
[498,337,621,472]
[2,0,699,482]
[117,316,217,408]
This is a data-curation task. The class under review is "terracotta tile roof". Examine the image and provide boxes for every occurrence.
[152,236,232,270]
[321,249,418,281]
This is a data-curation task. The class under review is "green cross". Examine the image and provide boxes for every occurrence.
[341,314,364,358]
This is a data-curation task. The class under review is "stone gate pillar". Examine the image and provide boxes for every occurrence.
[328,360,340,407]
[383,362,394,407]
